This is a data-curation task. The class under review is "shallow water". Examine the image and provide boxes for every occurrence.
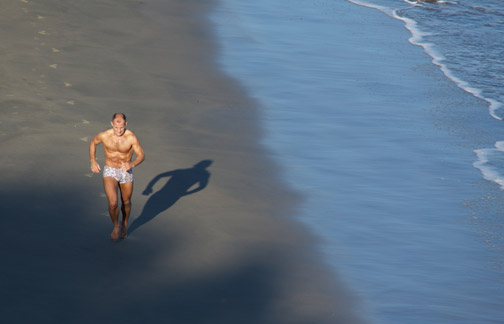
[349,0,504,190]
[212,0,504,323]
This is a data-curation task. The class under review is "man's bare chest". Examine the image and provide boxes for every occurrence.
[104,137,132,153]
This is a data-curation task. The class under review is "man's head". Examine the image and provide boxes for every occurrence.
[111,113,127,136]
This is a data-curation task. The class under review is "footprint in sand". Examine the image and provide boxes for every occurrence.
[64,82,72,87]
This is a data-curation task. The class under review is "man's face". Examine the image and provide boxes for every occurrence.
[111,117,127,136]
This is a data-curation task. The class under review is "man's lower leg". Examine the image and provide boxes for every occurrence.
[120,202,131,239]
[110,204,120,241]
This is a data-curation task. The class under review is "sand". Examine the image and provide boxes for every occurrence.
[0,0,365,323]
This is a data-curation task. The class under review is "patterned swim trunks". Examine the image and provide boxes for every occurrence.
[103,165,133,184]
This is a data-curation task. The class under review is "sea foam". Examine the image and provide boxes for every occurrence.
[474,142,504,190]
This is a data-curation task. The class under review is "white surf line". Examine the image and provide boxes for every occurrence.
[347,0,504,121]
[473,141,504,189]
[395,13,504,121]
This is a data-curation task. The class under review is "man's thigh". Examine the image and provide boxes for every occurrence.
[119,181,134,202]
[103,177,119,204]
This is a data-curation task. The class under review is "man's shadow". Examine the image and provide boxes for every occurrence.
[128,160,212,235]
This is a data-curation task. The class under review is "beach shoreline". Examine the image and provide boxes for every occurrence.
[212,1,504,323]
[0,0,365,323]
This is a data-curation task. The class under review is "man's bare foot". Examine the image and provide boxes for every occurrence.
[120,225,127,239]
[110,226,120,241]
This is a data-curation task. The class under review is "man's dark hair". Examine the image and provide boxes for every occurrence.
[112,113,127,122]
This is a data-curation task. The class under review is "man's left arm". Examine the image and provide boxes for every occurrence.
[122,134,145,171]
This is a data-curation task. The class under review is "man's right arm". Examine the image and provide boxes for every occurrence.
[89,133,103,173]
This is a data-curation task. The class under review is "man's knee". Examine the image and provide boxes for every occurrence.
[108,200,119,209]
[122,199,131,208]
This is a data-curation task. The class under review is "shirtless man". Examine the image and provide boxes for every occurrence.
[89,113,145,241]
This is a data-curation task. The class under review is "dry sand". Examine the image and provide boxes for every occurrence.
[0,0,365,323]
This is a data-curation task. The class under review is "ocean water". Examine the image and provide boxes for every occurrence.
[348,0,504,188]
[212,1,504,323]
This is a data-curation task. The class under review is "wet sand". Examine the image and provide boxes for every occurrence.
[0,0,365,323]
